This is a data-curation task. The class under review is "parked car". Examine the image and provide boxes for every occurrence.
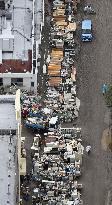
[81,19,93,42]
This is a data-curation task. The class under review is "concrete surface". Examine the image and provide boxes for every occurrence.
[13,0,32,60]
[0,134,17,205]
[0,95,17,129]
[0,95,18,205]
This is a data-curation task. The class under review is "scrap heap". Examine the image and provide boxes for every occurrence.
[20,1,85,205]
[46,0,80,123]
[31,128,83,205]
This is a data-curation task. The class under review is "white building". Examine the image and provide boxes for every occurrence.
[0,0,44,93]
[0,90,21,205]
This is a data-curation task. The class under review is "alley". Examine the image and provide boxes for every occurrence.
[77,0,112,204]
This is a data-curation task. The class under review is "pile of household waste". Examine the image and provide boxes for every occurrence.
[45,84,80,123]
[21,0,81,130]
[44,0,81,123]
[21,94,59,131]
[31,127,83,205]
[20,1,86,205]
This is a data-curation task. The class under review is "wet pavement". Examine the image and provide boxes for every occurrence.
[77,0,112,204]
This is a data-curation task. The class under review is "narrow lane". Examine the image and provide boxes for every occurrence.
[78,0,112,204]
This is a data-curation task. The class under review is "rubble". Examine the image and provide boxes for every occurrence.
[20,1,85,205]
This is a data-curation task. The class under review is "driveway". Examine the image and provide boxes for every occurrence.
[77,0,112,204]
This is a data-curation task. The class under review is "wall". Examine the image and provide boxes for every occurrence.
[32,0,44,85]
[15,89,21,204]
[0,73,37,93]
[3,76,11,86]
[23,77,32,90]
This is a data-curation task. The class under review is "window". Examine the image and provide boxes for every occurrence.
[17,78,23,82]
[31,82,34,87]
[0,2,5,10]
[11,78,23,86]
[0,78,3,86]
[82,29,91,34]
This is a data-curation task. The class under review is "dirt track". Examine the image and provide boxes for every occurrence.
[77,0,112,204]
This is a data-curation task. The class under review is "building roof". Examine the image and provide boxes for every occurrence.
[0,95,17,129]
[0,94,18,205]
[0,0,44,75]
[12,0,32,60]
[0,134,17,205]
[0,0,33,73]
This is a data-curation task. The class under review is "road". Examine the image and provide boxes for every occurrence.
[22,0,112,205]
[77,0,112,204]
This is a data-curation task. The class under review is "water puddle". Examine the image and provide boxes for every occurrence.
[101,128,112,151]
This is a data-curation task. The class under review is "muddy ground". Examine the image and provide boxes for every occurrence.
[77,0,112,204]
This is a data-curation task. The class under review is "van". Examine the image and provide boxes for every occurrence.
[81,19,93,42]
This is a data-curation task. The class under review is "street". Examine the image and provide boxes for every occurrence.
[21,0,112,205]
[77,0,112,204]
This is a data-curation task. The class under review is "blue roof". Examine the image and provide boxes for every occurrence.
[82,20,92,30]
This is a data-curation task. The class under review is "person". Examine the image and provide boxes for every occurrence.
[102,83,108,95]
[84,5,92,11]
[86,145,91,154]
